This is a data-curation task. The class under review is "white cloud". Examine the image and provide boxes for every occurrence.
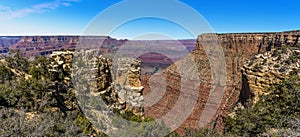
[0,5,11,12]
[0,0,79,20]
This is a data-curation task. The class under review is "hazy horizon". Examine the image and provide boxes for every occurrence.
[0,29,299,41]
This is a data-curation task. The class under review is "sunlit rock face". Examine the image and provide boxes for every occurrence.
[241,47,300,103]
[49,50,144,115]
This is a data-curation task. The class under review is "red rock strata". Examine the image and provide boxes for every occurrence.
[143,30,300,134]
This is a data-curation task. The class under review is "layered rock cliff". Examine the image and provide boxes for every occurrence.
[219,30,300,53]
[143,30,300,134]
[1,36,127,56]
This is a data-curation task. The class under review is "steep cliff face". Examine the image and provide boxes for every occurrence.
[241,47,300,103]
[49,50,144,115]
[143,30,300,134]
[219,30,300,53]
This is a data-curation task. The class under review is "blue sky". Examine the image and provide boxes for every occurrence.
[0,0,299,39]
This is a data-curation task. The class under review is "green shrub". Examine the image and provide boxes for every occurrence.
[263,59,267,65]
[0,52,104,136]
[253,64,263,71]
[272,49,279,57]
[184,128,221,137]
[0,64,14,83]
[74,114,96,135]
[289,69,299,75]
[224,75,300,136]
[274,64,280,68]
[277,54,282,60]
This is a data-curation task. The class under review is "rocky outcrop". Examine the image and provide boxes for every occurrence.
[49,50,144,115]
[49,51,73,86]
[241,47,300,103]
[113,58,144,114]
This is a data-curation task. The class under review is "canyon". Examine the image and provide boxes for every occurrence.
[1,30,299,134]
